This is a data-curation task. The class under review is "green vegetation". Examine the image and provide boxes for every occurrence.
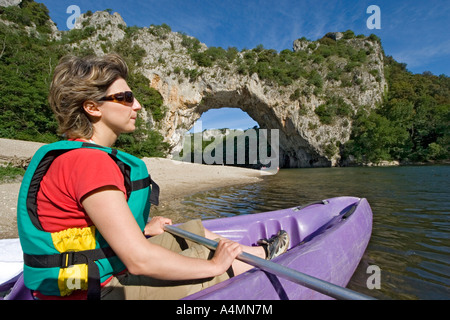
[315,96,352,125]
[235,45,309,86]
[0,2,448,164]
[148,23,171,40]
[183,30,374,88]
[343,58,449,163]
[0,0,52,33]
[0,1,168,158]
[0,8,60,143]
[0,165,25,183]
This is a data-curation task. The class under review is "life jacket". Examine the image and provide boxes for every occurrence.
[17,140,159,299]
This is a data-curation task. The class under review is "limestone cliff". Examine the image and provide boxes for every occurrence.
[71,12,387,167]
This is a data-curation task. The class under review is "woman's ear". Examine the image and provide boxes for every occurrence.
[83,100,102,118]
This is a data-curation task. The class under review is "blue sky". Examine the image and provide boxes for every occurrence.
[39,0,450,131]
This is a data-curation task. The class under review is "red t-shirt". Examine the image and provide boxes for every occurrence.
[36,145,127,232]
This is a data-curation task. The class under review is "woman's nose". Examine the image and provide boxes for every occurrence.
[133,98,142,110]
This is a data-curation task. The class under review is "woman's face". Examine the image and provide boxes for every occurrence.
[98,77,142,135]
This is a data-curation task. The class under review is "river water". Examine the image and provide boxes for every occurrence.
[161,165,450,300]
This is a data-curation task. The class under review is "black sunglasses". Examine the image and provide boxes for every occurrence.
[100,91,134,105]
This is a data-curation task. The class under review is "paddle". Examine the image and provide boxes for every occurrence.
[164,224,376,300]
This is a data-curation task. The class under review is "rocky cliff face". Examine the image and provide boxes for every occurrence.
[72,11,387,167]
[0,0,21,7]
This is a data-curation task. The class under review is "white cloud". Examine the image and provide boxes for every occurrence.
[393,39,450,69]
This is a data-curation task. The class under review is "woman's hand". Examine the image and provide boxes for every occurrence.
[210,239,243,276]
[144,216,172,237]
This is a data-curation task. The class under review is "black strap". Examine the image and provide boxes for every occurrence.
[24,247,116,300]
[149,177,160,206]
[131,176,150,191]
[27,150,69,231]
[128,175,159,206]
[86,259,101,300]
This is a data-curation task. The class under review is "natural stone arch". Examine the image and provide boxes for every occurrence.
[144,34,386,168]
[149,73,330,168]
[196,89,330,168]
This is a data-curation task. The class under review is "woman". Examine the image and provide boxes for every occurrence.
[18,53,289,300]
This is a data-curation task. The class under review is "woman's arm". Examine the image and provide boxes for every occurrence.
[82,187,241,280]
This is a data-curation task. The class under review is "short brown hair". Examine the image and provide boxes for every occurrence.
[49,53,129,138]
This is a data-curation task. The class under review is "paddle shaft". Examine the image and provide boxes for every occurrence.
[163,224,375,300]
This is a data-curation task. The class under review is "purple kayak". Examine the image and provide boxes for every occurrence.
[1,196,372,300]
[185,196,373,300]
